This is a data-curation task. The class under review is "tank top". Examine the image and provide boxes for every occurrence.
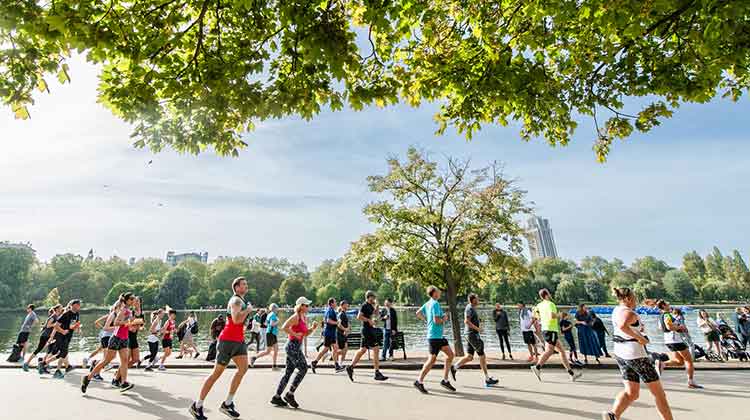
[147,318,162,343]
[612,305,647,360]
[115,308,132,340]
[219,294,247,343]
[660,312,684,344]
[290,315,308,342]
[41,315,57,337]
[163,319,175,340]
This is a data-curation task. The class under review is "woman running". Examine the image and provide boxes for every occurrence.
[128,297,144,368]
[23,305,62,371]
[158,308,177,370]
[656,299,703,389]
[602,287,673,420]
[83,313,114,369]
[270,297,318,409]
[82,293,137,393]
[252,304,280,369]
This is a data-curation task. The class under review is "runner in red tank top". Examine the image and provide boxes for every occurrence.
[190,277,253,420]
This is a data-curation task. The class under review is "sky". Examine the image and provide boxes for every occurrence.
[2,55,750,270]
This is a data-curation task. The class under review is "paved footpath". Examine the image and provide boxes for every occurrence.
[2,365,747,419]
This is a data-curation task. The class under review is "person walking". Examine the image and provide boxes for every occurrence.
[575,304,603,364]
[591,312,611,358]
[413,285,455,394]
[177,312,199,359]
[530,289,582,382]
[518,302,538,362]
[248,310,263,353]
[14,304,38,361]
[344,291,388,382]
[311,298,341,372]
[380,298,398,361]
[493,303,512,360]
[252,304,280,369]
[189,277,253,420]
[559,312,580,364]
[602,287,674,420]
[453,293,499,387]
[206,314,225,363]
[697,309,723,359]
[656,299,702,389]
[270,297,318,409]
[336,301,351,368]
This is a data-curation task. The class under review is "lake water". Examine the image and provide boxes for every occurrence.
[0,307,729,356]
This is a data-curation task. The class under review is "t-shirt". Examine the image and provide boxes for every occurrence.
[41,315,57,337]
[360,302,376,333]
[591,316,606,332]
[56,310,79,334]
[419,299,444,340]
[324,307,338,338]
[519,308,534,332]
[535,300,560,333]
[163,319,175,340]
[559,319,573,337]
[464,304,480,335]
[20,311,38,333]
[337,311,349,337]
[266,312,279,336]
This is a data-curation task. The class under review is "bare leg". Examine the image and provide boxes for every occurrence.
[372,347,380,371]
[198,363,227,401]
[441,346,454,381]
[418,355,437,383]
[646,380,674,420]
[88,350,117,379]
[478,354,489,377]
[455,353,473,369]
[229,356,248,394]
[118,348,129,383]
[349,347,367,367]
[612,380,639,417]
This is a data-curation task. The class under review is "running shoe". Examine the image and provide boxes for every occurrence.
[144,366,153,372]
[570,369,583,382]
[450,364,457,381]
[270,395,288,407]
[89,361,97,372]
[601,412,616,420]
[37,363,44,375]
[22,362,29,372]
[688,381,704,389]
[136,361,142,369]
[530,365,542,381]
[112,378,121,387]
[335,364,346,373]
[250,356,257,368]
[120,382,134,393]
[81,375,90,394]
[440,379,456,392]
[283,393,299,409]
[374,371,388,381]
[65,365,75,373]
[189,403,208,420]
[508,354,514,360]
[311,360,318,374]
[345,365,354,382]
[158,365,166,371]
[194,352,200,359]
[53,369,64,379]
[413,381,429,394]
[93,373,104,382]
[41,364,51,375]
[485,377,499,387]
[220,401,241,418]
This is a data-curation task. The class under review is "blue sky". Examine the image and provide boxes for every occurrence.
[2,55,750,269]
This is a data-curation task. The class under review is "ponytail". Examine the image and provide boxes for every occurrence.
[613,287,634,302]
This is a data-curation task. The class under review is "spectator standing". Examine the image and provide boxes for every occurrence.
[591,312,611,358]
[380,299,398,361]
[493,304,512,360]
[207,314,225,362]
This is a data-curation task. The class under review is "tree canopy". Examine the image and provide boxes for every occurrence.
[4,1,749,160]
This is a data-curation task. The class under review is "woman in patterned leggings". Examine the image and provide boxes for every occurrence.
[271,296,318,409]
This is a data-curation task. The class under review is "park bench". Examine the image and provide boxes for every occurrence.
[345,330,407,360]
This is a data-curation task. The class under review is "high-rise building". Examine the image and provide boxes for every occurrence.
[524,216,558,261]
[166,251,208,266]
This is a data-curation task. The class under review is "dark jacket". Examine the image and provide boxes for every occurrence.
[493,309,510,331]
[382,307,398,332]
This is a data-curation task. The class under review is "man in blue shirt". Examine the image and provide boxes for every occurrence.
[414,285,455,394]
[311,298,341,372]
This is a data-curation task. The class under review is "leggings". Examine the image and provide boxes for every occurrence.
[146,341,159,363]
[31,334,51,357]
[276,340,307,396]
[496,330,511,354]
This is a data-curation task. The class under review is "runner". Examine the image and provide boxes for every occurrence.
[128,296,144,367]
[14,304,38,361]
[251,304,280,369]
[249,310,263,353]
[656,299,703,389]
[452,293,499,387]
[311,298,340,373]
[24,305,61,371]
[413,285,455,394]
[530,289,582,382]
[335,300,351,369]
[602,288,674,420]
[344,291,388,382]
[177,311,200,359]
[144,308,164,371]
[158,308,177,371]
[82,293,137,393]
[189,277,252,420]
[83,313,114,370]
[270,296,318,409]
[517,302,539,362]
[45,299,82,378]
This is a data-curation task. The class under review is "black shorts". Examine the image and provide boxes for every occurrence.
[466,333,485,356]
[362,330,378,349]
[522,331,536,345]
[543,331,559,346]
[16,332,30,345]
[52,335,72,359]
[216,340,248,366]
[323,335,337,348]
[665,343,688,352]
[162,338,173,349]
[616,357,660,383]
[108,336,129,351]
[266,333,278,347]
[705,331,720,343]
[336,334,348,349]
[100,336,111,349]
[428,338,449,355]
[128,332,139,349]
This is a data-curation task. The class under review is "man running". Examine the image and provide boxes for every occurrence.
[189,277,253,420]
[414,286,455,394]
[14,304,38,361]
[518,302,539,362]
[336,301,351,369]
[530,289,582,382]
[311,298,340,373]
[453,293,499,387]
[344,291,388,382]
[158,308,177,371]
[251,304,280,369]
[656,299,702,389]
[46,299,82,378]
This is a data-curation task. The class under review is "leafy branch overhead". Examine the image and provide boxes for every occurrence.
[2,1,749,160]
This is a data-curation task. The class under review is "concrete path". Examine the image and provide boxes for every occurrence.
[2,366,747,419]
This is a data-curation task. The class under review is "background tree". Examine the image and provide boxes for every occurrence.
[705,247,726,281]
[682,251,707,289]
[555,274,587,305]
[157,268,192,309]
[0,245,35,307]
[633,278,665,302]
[397,280,421,306]
[345,148,530,354]
[584,278,608,303]
[44,287,61,307]
[50,253,83,284]
[662,270,696,303]
[630,256,671,283]
[278,277,307,305]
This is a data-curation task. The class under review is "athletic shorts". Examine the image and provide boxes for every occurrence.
[16,332,30,345]
[616,357,659,383]
[665,343,688,352]
[128,331,139,349]
[216,340,248,366]
[362,330,377,349]
[54,335,72,359]
[323,335,337,348]
[336,334,348,349]
[705,330,720,343]
[428,338,449,355]
[466,333,485,356]
[108,336,129,351]
[522,331,536,345]
[266,333,278,347]
[162,338,173,349]
[543,331,559,346]
[100,336,111,349]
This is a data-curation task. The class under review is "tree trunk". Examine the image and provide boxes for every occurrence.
[446,273,464,356]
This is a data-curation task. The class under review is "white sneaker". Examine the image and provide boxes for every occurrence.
[158,365,166,371]
[530,365,541,381]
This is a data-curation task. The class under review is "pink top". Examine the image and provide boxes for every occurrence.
[290,315,308,342]
[115,308,132,339]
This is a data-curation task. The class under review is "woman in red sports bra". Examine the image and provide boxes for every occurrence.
[270,296,318,409]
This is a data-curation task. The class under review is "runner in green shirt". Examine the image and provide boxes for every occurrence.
[530,288,582,382]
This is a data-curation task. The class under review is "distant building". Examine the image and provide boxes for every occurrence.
[128,257,136,266]
[166,251,208,266]
[0,241,36,255]
[524,216,558,261]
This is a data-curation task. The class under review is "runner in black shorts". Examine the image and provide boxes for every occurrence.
[414,286,455,394]
[158,309,177,371]
[46,300,81,378]
[343,291,387,382]
[311,298,341,373]
[530,289,581,382]
[452,294,499,387]
[252,304,280,369]
[335,301,351,369]
[657,300,701,389]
